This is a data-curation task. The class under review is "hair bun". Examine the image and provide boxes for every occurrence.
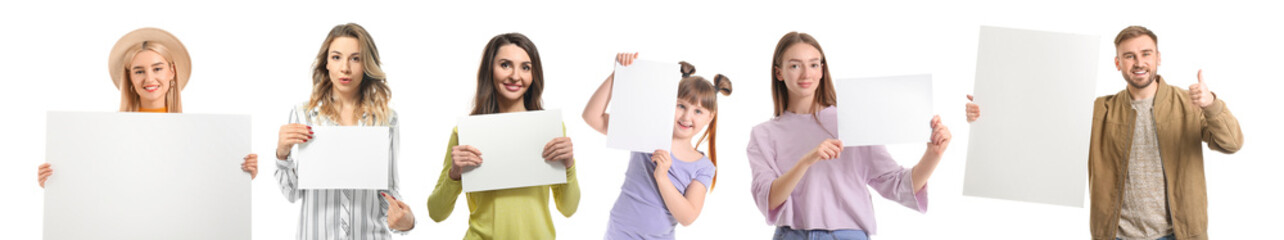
[679,61,696,78]
[714,74,732,96]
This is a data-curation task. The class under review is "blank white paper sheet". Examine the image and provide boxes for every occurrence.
[457,109,567,192]
[295,126,391,190]
[963,26,1099,207]
[44,111,251,240]
[835,74,934,146]
[607,60,681,152]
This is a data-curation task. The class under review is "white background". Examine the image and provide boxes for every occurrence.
[2,0,1280,239]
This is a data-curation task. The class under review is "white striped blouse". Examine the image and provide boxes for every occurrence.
[275,103,412,240]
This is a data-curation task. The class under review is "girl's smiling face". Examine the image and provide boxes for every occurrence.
[673,98,714,140]
[492,44,533,103]
[129,50,174,104]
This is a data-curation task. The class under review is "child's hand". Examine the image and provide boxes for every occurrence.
[616,52,639,66]
[652,149,672,178]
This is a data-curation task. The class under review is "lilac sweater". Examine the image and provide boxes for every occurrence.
[746,106,927,234]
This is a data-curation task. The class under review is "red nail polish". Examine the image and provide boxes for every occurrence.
[304,139,308,142]
[307,126,312,130]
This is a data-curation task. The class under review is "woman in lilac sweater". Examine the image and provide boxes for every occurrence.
[746,32,952,240]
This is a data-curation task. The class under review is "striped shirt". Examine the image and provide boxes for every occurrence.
[275,103,411,240]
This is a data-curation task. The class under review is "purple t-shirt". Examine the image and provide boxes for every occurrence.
[605,151,715,240]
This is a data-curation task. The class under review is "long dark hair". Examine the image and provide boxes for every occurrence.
[470,33,544,115]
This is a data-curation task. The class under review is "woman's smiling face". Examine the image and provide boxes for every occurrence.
[491,44,533,103]
[129,50,174,103]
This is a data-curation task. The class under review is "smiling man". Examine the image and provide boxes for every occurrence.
[1086,26,1244,240]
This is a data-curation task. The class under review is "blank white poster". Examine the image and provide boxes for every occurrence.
[963,26,1099,207]
[295,126,391,190]
[835,74,934,146]
[606,60,681,152]
[43,112,251,240]
[457,110,567,192]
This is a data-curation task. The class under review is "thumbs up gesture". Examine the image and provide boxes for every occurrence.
[1188,69,1215,108]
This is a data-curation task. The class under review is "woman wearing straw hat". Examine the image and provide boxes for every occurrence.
[35,27,260,188]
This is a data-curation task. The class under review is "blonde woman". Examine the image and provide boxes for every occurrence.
[273,23,415,239]
[36,27,258,188]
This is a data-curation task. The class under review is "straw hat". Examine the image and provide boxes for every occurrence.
[108,27,191,90]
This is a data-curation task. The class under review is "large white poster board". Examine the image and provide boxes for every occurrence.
[963,26,1098,207]
[457,110,567,192]
[606,60,681,152]
[835,74,934,146]
[44,112,251,240]
[295,126,391,190]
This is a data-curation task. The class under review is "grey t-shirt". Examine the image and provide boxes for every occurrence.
[1117,97,1173,240]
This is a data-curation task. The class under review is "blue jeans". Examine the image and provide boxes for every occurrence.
[773,226,868,240]
[1116,235,1175,240]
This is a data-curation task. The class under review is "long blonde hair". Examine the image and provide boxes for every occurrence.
[117,41,183,113]
[308,23,392,125]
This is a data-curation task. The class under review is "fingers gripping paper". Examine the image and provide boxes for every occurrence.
[963,26,1098,207]
[44,112,251,240]
[457,110,567,192]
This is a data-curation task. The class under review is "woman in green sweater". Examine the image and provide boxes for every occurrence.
[426,32,580,240]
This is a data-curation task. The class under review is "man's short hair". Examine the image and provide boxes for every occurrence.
[1114,25,1158,47]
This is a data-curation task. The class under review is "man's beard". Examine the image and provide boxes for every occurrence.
[1126,69,1156,89]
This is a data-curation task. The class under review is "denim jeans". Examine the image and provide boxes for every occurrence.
[773,226,868,240]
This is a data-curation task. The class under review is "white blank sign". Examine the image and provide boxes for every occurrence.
[458,110,567,192]
[607,60,680,152]
[835,74,934,146]
[44,112,250,240]
[963,26,1098,207]
[295,126,391,190]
